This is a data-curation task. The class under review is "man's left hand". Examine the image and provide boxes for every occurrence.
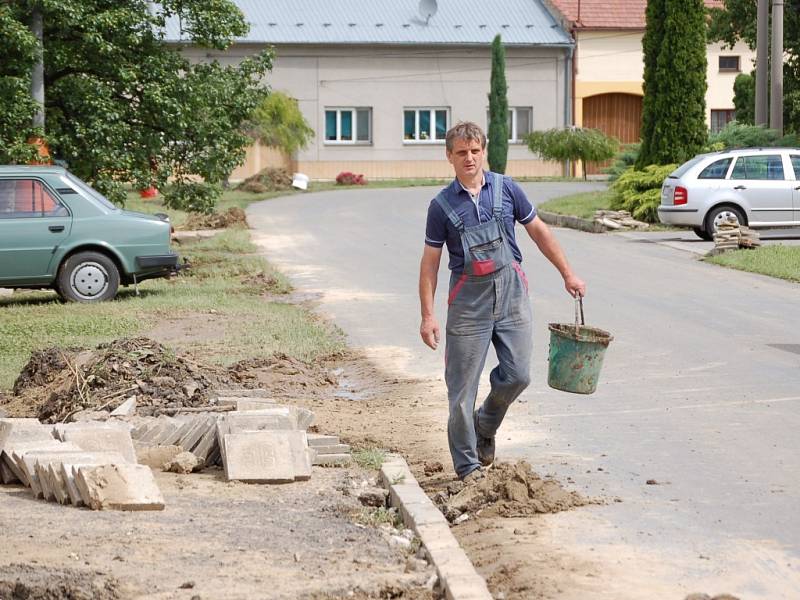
[564,274,586,298]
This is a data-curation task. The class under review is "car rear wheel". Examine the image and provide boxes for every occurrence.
[57,251,120,302]
[693,227,713,241]
[704,205,746,237]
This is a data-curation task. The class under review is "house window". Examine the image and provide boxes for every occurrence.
[403,108,448,142]
[486,107,533,143]
[0,179,66,219]
[710,109,736,133]
[719,56,741,72]
[325,108,371,144]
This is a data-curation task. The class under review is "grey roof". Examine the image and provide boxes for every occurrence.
[164,0,572,47]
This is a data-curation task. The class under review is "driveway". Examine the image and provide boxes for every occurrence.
[248,182,800,598]
[619,227,800,255]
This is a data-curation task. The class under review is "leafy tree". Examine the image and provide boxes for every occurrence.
[487,35,509,174]
[709,0,800,133]
[247,91,314,156]
[526,128,618,180]
[0,0,273,213]
[637,0,708,168]
[706,121,800,150]
[732,73,755,125]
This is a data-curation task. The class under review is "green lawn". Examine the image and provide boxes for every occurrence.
[704,245,800,283]
[0,229,345,390]
[537,191,614,219]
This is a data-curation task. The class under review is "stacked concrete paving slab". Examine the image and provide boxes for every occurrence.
[0,418,164,511]
[307,433,352,466]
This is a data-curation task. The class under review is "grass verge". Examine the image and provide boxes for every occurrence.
[0,228,345,390]
[704,245,800,283]
[537,190,614,219]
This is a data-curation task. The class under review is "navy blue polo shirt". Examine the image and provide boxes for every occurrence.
[425,172,537,273]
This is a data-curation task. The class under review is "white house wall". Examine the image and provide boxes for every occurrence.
[190,44,568,179]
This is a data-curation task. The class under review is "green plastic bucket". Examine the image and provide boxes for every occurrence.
[547,299,613,394]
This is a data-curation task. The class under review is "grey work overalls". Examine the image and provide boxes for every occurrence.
[435,172,533,479]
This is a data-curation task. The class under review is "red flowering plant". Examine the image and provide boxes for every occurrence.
[335,171,367,185]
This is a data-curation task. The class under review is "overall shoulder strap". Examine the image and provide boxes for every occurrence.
[491,172,504,219]
[434,192,464,232]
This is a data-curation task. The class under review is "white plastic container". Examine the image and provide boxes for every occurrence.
[291,173,309,190]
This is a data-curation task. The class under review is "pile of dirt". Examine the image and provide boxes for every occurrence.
[0,564,127,600]
[432,461,592,521]
[237,167,293,194]
[3,337,230,422]
[182,206,248,230]
[228,353,340,401]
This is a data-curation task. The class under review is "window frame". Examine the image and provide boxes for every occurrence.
[790,155,800,180]
[324,107,372,145]
[718,55,741,73]
[710,109,736,134]
[403,107,449,144]
[0,177,70,220]
[484,106,534,144]
[698,157,734,180]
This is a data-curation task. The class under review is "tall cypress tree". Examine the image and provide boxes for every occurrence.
[488,35,509,173]
[637,0,708,167]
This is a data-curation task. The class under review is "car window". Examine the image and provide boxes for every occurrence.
[698,157,733,179]
[670,155,706,178]
[791,155,800,179]
[730,155,785,180]
[64,173,118,211]
[0,179,69,219]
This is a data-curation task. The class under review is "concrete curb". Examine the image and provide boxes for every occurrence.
[538,210,607,234]
[380,454,492,600]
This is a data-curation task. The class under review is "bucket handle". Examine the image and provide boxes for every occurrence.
[574,295,585,335]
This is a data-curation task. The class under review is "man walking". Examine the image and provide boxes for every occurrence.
[418,121,586,482]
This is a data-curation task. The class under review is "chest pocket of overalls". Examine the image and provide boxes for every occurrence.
[463,219,504,276]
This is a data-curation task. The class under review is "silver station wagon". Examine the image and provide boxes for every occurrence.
[658,148,800,239]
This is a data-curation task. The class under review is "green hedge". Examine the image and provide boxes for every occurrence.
[609,164,676,223]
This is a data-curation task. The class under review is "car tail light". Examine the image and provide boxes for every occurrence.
[673,186,688,205]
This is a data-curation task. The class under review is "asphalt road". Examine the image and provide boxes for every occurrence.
[248,182,800,598]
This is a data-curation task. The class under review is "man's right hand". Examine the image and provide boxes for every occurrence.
[420,316,441,350]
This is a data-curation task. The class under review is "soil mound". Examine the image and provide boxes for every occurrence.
[0,564,127,600]
[228,353,340,401]
[182,206,249,230]
[3,338,229,422]
[237,167,293,194]
[434,461,591,521]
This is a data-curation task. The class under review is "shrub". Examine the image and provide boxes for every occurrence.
[604,142,641,181]
[706,122,800,151]
[610,164,676,223]
[335,171,367,185]
[163,182,221,215]
[247,91,314,156]
[525,128,618,179]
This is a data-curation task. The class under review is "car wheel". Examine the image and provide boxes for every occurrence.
[692,227,713,241]
[704,205,746,237]
[57,251,120,302]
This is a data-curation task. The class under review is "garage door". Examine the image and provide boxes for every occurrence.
[583,93,642,175]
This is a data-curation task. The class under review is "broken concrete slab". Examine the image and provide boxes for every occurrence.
[178,415,216,454]
[75,463,165,511]
[217,397,277,410]
[214,388,273,399]
[61,452,126,506]
[0,460,19,485]
[163,451,204,474]
[110,397,137,417]
[218,410,297,435]
[191,419,219,463]
[222,431,309,483]
[60,426,136,463]
[5,440,78,486]
[135,445,183,469]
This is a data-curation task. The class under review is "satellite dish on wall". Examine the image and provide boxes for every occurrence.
[418,0,438,24]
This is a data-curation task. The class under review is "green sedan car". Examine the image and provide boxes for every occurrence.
[0,165,179,302]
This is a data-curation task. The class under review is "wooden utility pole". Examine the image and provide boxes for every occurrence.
[770,0,784,133]
[755,0,769,126]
